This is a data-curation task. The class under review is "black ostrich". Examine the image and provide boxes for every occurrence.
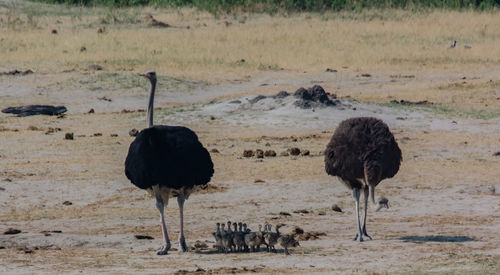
[324,117,401,242]
[125,70,214,255]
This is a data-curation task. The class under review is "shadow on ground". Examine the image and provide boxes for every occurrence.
[399,235,474,243]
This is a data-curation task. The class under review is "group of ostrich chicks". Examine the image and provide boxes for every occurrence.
[212,221,299,255]
[125,71,402,256]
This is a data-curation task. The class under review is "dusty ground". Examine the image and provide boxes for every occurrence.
[1,1,500,274]
[0,67,499,274]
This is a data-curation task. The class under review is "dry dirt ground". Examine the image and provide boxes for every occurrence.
[0,67,499,274]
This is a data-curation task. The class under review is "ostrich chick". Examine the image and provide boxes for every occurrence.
[278,235,300,255]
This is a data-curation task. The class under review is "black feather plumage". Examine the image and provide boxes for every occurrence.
[125,125,214,190]
[324,117,402,188]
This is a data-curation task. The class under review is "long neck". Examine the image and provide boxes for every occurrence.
[146,80,156,128]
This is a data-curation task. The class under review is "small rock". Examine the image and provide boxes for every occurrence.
[361,73,371,77]
[493,151,500,156]
[24,248,33,254]
[293,209,309,214]
[255,149,264,158]
[243,150,254,158]
[129,129,139,137]
[264,150,276,157]
[4,228,21,235]
[318,211,326,215]
[280,151,289,157]
[292,227,304,235]
[80,46,86,52]
[97,28,104,33]
[62,201,73,206]
[254,179,265,183]
[325,68,337,72]
[51,29,57,34]
[289,147,301,156]
[193,241,208,250]
[64,133,74,140]
[27,125,39,131]
[331,204,342,212]
[301,149,310,156]
[110,134,118,137]
[279,211,291,216]
[210,116,215,120]
[210,148,219,153]
[88,108,95,114]
[135,235,154,240]
[229,100,241,104]
[93,133,102,137]
[265,142,271,147]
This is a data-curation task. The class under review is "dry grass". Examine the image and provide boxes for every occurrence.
[1,1,500,82]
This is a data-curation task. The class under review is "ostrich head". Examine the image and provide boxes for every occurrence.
[139,70,157,84]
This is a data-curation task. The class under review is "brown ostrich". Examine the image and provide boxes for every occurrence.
[324,117,402,242]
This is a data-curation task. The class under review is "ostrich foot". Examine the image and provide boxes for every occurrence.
[157,242,171,255]
[353,233,364,242]
[362,226,372,240]
[179,236,188,252]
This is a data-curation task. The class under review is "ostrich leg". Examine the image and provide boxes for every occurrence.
[177,195,188,252]
[352,188,364,242]
[153,185,171,255]
[361,187,372,240]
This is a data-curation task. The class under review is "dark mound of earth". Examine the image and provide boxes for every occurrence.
[247,85,338,109]
[293,85,337,109]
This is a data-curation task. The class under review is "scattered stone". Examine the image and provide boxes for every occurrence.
[264,150,276,157]
[273,91,290,98]
[254,179,265,183]
[390,99,433,105]
[110,134,118,137]
[87,108,95,114]
[229,100,241,104]
[2,105,67,117]
[0,187,5,191]
[279,211,291,216]
[97,96,112,102]
[301,149,310,156]
[361,73,371,77]
[4,228,21,235]
[51,29,57,34]
[135,235,154,240]
[255,149,264,158]
[493,151,500,156]
[62,201,73,206]
[24,248,33,254]
[331,204,342,212]
[248,95,267,104]
[0,69,34,76]
[210,116,215,120]
[243,150,254,158]
[289,147,301,156]
[121,109,132,113]
[27,125,40,131]
[318,211,326,216]
[280,151,289,157]
[325,68,337,72]
[129,129,139,137]
[148,14,171,28]
[93,133,102,137]
[210,148,219,153]
[45,127,62,135]
[193,241,208,250]
[390,74,415,78]
[87,64,103,71]
[64,133,74,140]
[80,46,87,52]
[293,209,310,214]
[97,27,104,33]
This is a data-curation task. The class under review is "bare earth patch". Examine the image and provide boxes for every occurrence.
[0,2,499,274]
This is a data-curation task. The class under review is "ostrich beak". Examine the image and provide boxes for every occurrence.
[139,73,148,78]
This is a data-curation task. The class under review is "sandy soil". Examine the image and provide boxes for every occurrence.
[0,69,499,274]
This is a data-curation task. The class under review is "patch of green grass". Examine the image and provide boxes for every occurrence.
[381,101,500,120]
